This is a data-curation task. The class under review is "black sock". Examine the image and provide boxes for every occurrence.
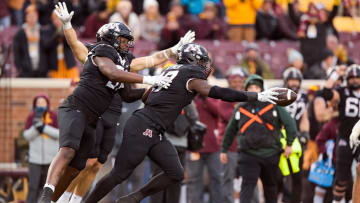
[84,172,121,203]
[130,172,179,201]
[39,187,54,203]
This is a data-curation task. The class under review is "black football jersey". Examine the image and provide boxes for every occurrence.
[338,87,360,139]
[136,64,207,130]
[285,90,308,128]
[61,41,133,121]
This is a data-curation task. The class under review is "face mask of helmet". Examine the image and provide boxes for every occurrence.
[116,36,134,54]
[348,78,360,91]
[287,84,300,93]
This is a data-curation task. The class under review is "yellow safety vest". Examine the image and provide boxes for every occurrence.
[279,129,302,176]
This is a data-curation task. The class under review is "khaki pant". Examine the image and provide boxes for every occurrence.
[228,26,256,43]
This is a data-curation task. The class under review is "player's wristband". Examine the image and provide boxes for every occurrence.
[142,76,155,85]
[63,22,72,30]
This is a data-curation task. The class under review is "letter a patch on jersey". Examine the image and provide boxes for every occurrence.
[143,129,153,138]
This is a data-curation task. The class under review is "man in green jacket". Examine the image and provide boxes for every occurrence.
[220,74,297,203]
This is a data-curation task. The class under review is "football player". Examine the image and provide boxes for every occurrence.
[83,43,283,203]
[39,2,196,202]
[323,64,360,203]
[282,67,309,203]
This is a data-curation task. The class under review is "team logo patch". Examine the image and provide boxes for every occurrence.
[143,129,153,138]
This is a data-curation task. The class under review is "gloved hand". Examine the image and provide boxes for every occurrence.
[350,120,360,150]
[257,87,279,104]
[171,30,196,55]
[34,121,45,134]
[54,2,74,30]
[143,75,172,89]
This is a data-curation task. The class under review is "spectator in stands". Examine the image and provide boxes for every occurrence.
[181,0,219,15]
[36,0,56,25]
[42,12,79,80]
[187,96,222,203]
[23,94,59,203]
[255,0,278,40]
[224,0,262,42]
[0,1,10,30]
[81,1,109,38]
[13,5,47,77]
[238,43,274,79]
[110,0,140,41]
[343,0,360,17]
[66,0,91,28]
[273,1,298,40]
[304,49,334,79]
[209,51,225,78]
[7,0,25,25]
[218,68,248,203]
[157,2,195,50]
[197,1,227,40]
[287,48,305,72]
[139,0,165,43]
[289,0,340,67]
[327,34,354,66]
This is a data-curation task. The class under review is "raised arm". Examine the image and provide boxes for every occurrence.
[323,65,346,104]
[54,2,88,64]
[130,31,195,71]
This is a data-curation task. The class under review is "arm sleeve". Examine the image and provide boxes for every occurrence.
[208,86,258,102]
[184,101,199,125]
[328,4,339,23]
[222,105,240,152]
[278,106,298,146]
[23,126,39,141]
[43,125,59,139]
[288,2,301,26]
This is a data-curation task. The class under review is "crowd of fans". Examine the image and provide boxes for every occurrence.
[0,0,359,80]
[1,0,360,203]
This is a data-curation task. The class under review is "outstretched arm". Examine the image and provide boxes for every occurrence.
[187,79,279,103]
[130,30,196,71]
[54,2,88,64]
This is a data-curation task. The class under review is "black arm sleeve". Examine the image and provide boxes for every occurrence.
[208,86,258,102]
[322,88,334,101]
[119,83,145,103]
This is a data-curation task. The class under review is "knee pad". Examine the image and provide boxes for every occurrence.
[333,180,347,201]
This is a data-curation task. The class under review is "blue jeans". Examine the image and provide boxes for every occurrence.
[186,152,222,203]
